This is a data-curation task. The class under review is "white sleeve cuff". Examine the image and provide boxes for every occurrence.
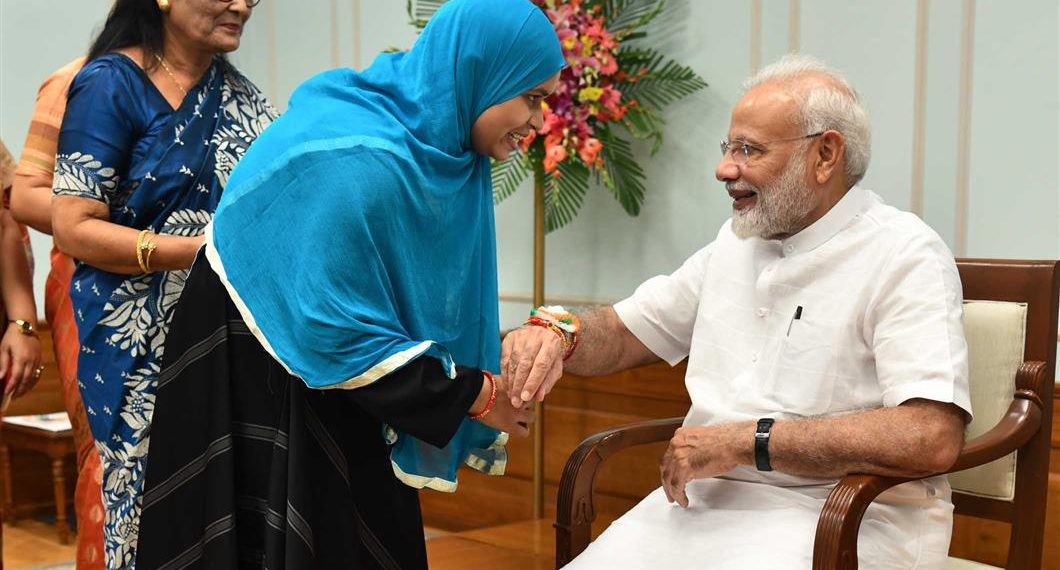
[614,297,689,366]
[882,380,973,420]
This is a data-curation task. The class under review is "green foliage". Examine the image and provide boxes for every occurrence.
[595,0,666,37]
[616,48,709,109]
[407,0,443,29]
[620,105,665,154]
[543,159,591,232]
[611,47,708,157]
[490,150,532,204]
[596,125,646,216]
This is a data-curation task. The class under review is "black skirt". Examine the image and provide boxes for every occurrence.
[136,254,482,570]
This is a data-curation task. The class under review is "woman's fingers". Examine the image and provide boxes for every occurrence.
[16,362,42,398]
[15,361,33,398]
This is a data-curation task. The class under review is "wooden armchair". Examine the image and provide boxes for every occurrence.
[555,259,1059,569]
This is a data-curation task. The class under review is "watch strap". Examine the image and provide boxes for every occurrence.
[754,418,775,471]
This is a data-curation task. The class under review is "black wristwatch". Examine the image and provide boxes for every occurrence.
[9,319,38,338]
[754,418,775,471]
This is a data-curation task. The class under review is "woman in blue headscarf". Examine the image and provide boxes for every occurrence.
[136,0,564,567]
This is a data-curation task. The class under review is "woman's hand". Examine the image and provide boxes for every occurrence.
[471,374,534,436]
[52,196,207,274]
[0,325,42,400]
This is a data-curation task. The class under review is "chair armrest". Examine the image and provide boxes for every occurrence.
[555,416,683,568]
[811,361,1047,570]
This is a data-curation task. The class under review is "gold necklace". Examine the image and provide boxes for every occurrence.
[153,52,188,97]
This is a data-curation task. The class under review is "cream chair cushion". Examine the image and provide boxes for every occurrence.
[947,300,1027,501]
[947,556,1002,569]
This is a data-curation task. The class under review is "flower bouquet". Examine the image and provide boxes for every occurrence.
[410,0,707,232]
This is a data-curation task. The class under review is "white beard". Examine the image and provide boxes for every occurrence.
[729,152,817,240]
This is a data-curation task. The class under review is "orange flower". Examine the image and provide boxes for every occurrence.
[578,137,602,167]
[544,144,569,173]
[519,129,539,152]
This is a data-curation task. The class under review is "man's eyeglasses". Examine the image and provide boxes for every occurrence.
[719,132,824,165]
[219,0,262,8]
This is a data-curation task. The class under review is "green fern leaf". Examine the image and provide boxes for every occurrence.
[491,152,532,204]
[617,48,708,110]
[543,159,590,232]
[600,0,666,37]
[597,126,646,216]
[407,0,448,29]
[620,106,665,153]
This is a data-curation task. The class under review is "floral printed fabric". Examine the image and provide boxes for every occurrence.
[53,54,276,569]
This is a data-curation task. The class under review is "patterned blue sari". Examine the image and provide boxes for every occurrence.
[53,53,276,569]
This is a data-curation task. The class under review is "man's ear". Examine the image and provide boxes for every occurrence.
[813,130,845,185]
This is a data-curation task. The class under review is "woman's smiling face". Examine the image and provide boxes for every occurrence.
[470,71,561,161]
[166,0,254,54]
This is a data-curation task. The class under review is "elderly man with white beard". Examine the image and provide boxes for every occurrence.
[501,55,971,569]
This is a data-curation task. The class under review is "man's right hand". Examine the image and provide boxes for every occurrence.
[500,307,659,408]
[501,325,565,407]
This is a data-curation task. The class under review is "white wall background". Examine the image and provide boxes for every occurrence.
[1,0,1058,333]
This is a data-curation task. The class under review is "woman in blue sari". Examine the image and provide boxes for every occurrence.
[135,0,564,567]
[51,0,275,567]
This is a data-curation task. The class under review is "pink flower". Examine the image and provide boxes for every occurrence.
[597,53,617,75]
[540,109,565,135]
[557,28,578,51]
[597,86,626,120]
[584,20,605,38]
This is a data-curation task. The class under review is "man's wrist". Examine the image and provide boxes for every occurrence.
[739,421,759,465]
[753,418,776,471]
[526,306,580,360]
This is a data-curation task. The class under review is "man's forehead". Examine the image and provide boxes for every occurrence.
[728,84,800,141]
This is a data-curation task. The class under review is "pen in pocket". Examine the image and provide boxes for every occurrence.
[785,305,803,336]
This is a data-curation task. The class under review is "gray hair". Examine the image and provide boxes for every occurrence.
[744,54,871,186]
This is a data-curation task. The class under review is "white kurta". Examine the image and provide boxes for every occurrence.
[567,187,972,569]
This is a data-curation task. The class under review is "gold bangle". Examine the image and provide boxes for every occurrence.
[8,319,38,338]
[136,229,148,273]
[136,229,157,274]
[143,233,157,273]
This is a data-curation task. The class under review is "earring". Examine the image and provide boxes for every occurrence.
[157,0,171,13]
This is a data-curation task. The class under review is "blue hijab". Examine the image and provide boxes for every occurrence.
[206,0,565,490]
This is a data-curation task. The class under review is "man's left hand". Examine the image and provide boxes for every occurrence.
[660,422,753,508]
